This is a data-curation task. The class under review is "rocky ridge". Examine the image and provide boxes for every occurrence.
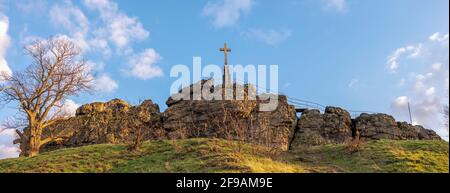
[16,82,441,154]
[289,107,441,149]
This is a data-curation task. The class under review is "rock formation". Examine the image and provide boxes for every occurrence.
[290,107,353,148]
[354,113,442,141]
[289,109,441,150]
[163,81,297,150]
[38,99,164,153]
[14,82,442,155]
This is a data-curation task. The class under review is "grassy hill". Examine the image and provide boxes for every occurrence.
[0,138,448,173]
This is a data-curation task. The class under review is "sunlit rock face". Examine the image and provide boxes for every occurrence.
[32,81,297,153]
[354,113,441,141]
[289,109,442,150]
[36,99,164,153]
[16,81,441,155]
[163,80,297,151]
[290,107,353,148]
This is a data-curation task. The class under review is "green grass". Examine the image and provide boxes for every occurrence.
[0,138,305,173]
[286,139,449,173]
[0,138,448,173]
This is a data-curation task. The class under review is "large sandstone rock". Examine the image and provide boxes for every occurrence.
[16,79,441,155]
[290,110,442,150]
[39,99,163,152]
[355,113,441,141]
[163,81,297,150]
[75,99,130,116]
[354,113,400,140]
[290,107,353,148]
[322,107,353,142]
[251,95,298,150]
[397,122,441,140]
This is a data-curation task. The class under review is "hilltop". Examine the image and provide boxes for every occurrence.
[0,138,448,173]
[8,82,445,173]
[15,91,441,156]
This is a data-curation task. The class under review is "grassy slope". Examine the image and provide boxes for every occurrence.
[286,139,449,173]
[0,138,448,173]
[0,138,306,173]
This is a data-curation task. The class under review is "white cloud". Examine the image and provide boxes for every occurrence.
[392,96,409,108]
[50,0,150,54]
[18,26,41,46]
[86,60,105,72]
[60,99,80,117]
[0,129,19,159]
[83,0,114,10]
[241,28,292,45]
[48,0,162,80]
[0,13,11,79]
[387,44,423,72]
[93,74,119,93]
[348,78,359,88]
[390,32,449,140]
[203,0,253,28]
[407,44,423,58]
[432,62,442,71]
[324,0,347,12]
[429,32,449,44]
[127,48,163,80]
[83,0,149,51]
[50,1,90,51]
[0,144,19,159]
[46,99,81,118]
[425,87,435,97]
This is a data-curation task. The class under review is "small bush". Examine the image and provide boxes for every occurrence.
[127,126,147,152]
[346,137,362,154]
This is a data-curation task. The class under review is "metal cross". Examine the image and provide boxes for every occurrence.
[219,42,231,66]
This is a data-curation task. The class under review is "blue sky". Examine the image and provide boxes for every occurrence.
[0,0,449,158]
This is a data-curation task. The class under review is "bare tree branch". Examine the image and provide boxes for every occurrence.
[0,37,92,157]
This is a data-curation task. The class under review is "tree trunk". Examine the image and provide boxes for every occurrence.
[27,124,42,157]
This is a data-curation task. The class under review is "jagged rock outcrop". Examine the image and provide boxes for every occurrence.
[355,113,441,141]
[36,81,297,152]
[290,107,353,148]
[290,110,442,149]
[39,99,164,152]
[163,81,297,150]
[15,80,441,155]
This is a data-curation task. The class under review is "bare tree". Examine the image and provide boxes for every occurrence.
[127,112,149,152]
[0,37,92,157]
[127,123,148,152]
[209,84,258,152]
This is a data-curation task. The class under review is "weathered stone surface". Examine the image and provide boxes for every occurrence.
[18,79,441,154]
[163,81,297,150]
[290,110,442,149]
[290,107,353,148]
[415,125,442,140]
[322,107,353,142]
[40,99,163,152]
[75,99,130,116]
[355,113,441,141]
[290,109,326,147]
[354,113,401,140]
[251,95,298,150]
